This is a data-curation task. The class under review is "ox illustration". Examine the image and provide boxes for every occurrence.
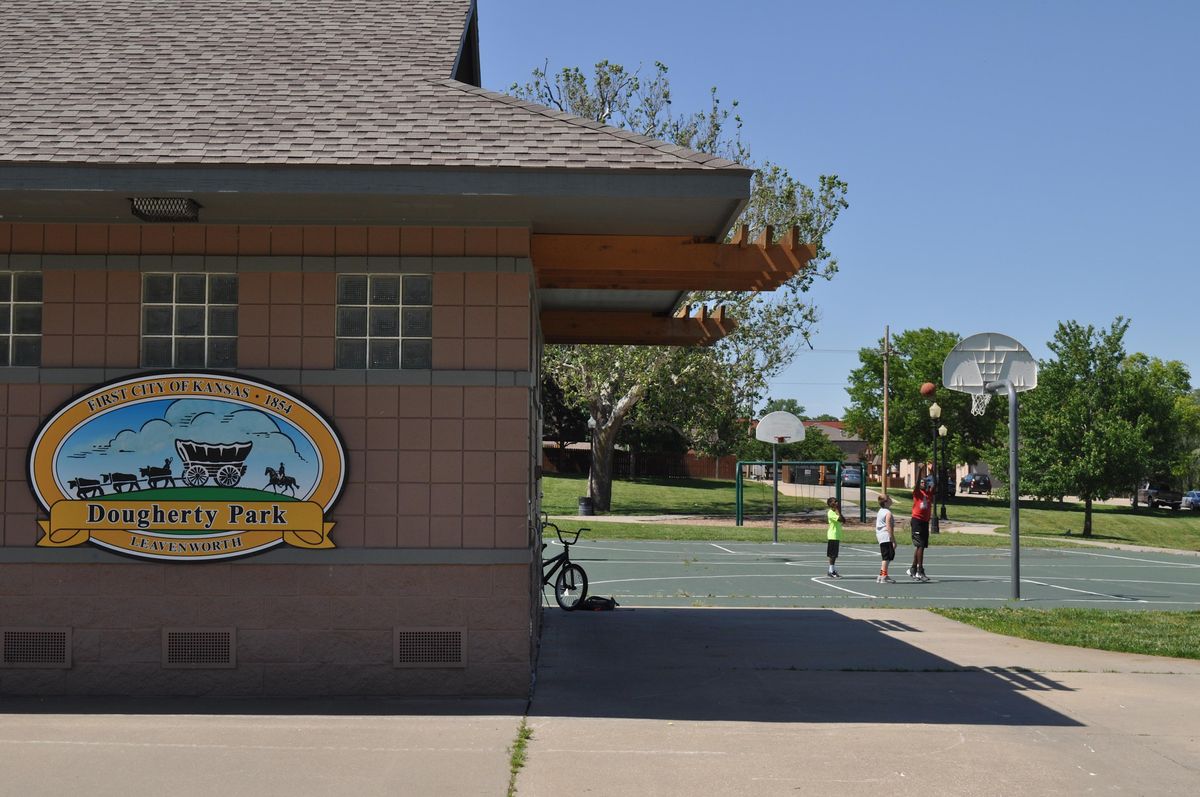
[68,477,104,498]
[139,457,175,489]
[101,472,141,493]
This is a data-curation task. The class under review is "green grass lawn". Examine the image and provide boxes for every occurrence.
[98,486,296,502]
[541,473,824,516]
[933,608,1200,660]
[899,490,1200,552]
[543,475,1200,551]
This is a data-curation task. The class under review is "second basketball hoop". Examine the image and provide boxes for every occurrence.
[942,332,1038,414]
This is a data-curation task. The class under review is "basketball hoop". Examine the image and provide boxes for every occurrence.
[942,332,1038,415]
[971,393,991,416]
[941,332,1039,602]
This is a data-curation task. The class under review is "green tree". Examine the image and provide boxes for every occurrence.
[1122,353,1196,495]
[514,61,848,511]
[1179,390,1200,489]
[760,398,806,418]
[1003,319,1147,535]
[843,328,1001,476]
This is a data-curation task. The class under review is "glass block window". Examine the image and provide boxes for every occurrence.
[0,272,43,366]
[336,274,432,369]
[141,273,238,368]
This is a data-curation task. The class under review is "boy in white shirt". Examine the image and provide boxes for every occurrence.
[875,494,897,583]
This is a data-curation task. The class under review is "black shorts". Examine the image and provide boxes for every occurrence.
[826,539,840,559]
[879,541,896,561]
[911,518,929,549]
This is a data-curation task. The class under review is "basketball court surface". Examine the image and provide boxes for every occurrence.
[546,538,1200,610]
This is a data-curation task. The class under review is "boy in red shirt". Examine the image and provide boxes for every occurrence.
[908,478,933,581]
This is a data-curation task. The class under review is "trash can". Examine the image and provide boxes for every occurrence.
[578,496,594,516]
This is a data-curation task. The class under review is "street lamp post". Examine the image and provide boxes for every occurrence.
[938,424,949,521]
[929,402,941,534]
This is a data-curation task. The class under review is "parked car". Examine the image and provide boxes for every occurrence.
[959,473,992,494]
[841,468,862,487]
[1181,490,1200,510]
[1135,481,1182,510]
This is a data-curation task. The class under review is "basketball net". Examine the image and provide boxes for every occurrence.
[971,392,991,416]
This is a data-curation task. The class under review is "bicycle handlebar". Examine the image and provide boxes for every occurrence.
[541,516,587,546]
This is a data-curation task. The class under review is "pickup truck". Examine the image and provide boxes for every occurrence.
[1135,482,1182,510]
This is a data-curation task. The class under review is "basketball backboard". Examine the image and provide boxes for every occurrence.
[755,411,805,444]
[943,333,1038,393]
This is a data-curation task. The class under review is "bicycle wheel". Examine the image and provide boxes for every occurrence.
[554,563,588,610]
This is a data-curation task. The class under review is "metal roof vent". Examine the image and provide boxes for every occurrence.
[129,197,202,223]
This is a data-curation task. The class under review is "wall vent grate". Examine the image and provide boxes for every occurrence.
[162,628,236,669]
[394,627,467,668]
[1,628,71,668]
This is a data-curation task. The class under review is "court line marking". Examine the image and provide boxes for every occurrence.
[1055,549,1200,568]
[609,597,1200,606]
[589,571,1198,598]
[1022,579,1145,602]
[709,543,737,554]
[809,576,874,598]
[572,542,1200,568]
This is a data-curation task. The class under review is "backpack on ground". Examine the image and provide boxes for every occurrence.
[579,595,619,611]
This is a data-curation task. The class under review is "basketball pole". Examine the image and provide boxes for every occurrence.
[988,379,1021,601]
[772,440,780,544]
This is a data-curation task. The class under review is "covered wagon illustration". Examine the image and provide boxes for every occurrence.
[174,439,253,487]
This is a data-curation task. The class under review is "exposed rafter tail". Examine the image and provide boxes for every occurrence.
[782,225,801,251]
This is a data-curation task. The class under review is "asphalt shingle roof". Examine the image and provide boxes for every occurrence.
[0,0,743,171]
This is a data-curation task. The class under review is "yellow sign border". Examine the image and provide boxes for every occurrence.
[28,372,346,560]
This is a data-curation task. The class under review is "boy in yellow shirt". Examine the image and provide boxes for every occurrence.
[826,497,844,578]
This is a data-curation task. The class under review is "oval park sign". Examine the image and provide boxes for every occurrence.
[28,373,346,561]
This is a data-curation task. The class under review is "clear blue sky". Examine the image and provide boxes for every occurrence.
[480,0,1199,418]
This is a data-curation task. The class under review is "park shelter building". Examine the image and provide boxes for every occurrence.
[0,0,809,696]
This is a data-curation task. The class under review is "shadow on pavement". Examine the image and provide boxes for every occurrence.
[531,608,1082,726]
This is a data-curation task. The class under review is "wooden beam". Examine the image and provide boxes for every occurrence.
[541,310,737,346]
[535,270,789,291]
[530,229,816,292]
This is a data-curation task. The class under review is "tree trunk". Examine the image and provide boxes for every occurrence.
[1083,496,1093,537]
[587,422,620,512]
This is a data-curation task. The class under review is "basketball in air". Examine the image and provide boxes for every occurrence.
[920,382,936,397]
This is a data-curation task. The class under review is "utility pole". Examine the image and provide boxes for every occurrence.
[881,326,890,497]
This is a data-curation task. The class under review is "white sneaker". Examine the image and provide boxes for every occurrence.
[906,567,917,579]
[876,575,885,583]
[919,572,931,582]
[882,575,896,584]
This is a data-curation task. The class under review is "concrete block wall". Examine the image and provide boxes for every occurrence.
[0,223,541,697]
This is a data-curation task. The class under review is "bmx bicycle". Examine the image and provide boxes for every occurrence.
[540,513,588,610]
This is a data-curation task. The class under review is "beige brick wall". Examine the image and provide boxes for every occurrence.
[301,383,532,550]
[0,562,531,697]
[0,224,541,697]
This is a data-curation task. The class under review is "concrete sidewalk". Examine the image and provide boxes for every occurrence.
[520,608,1200,796]
[2,609,1198,795]
[0,698,525,797]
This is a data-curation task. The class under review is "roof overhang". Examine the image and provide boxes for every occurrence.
[0,164,749,236]
[534,226,815,346]
[541,305,737,346]
[0,162,805,348]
